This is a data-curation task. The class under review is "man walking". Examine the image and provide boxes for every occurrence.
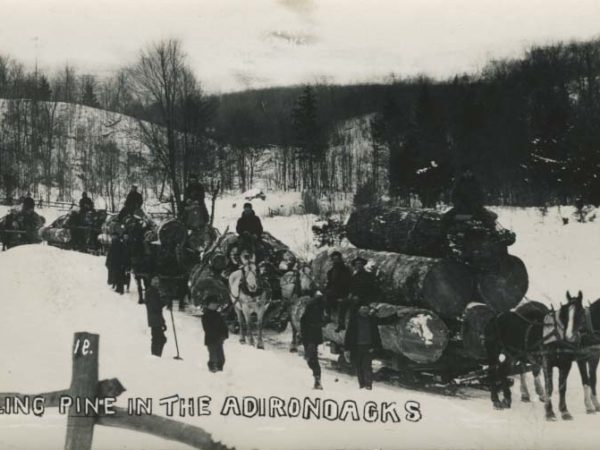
[145,276,167,357]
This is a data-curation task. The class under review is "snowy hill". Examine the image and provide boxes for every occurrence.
[2,207,600,449]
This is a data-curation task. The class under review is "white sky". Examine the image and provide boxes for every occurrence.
[1,0,600,93]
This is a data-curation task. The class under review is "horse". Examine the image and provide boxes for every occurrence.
[228,251,272,349]
[280,257,317,352]
[485,291,585,420]
[122,215,156,303]
[575,298,600,413]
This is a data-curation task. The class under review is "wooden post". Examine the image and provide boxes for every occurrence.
[64,332,99,450]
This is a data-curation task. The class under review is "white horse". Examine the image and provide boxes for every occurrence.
[229,256,272,349]
[280,259,317,352]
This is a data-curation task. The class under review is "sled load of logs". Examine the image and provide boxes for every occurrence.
[0,208,46,248]
[311,203,528,372]
[41,209,108,250]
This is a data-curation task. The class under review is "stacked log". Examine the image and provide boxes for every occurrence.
[321,303,449,364]
[188,265,230,306]
[157,219,187,247]
[0,209,46,246]
[476,255,528,313]
[311,248,474,320]
[461,302,496,360]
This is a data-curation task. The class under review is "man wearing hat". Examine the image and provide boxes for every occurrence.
[236,202,263,239]
[79,192,94,214]
[118,185,144,220]
[183,174,209,226]
[201,295,229,372]
[325,251,352,331]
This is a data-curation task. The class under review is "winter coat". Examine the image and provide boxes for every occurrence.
[145,286,166,328]
[105,238,129,272]
[79,196,94,212]
[201,309,229,346]
[22,196,35,211]
[325,262,352,300]
[450,173,485,215]
[343,306,396,351]
[300,297,324,346]
[184,181,206,204]
[124,190,143,211]
[348,270,379,303]
[236,211,263,239]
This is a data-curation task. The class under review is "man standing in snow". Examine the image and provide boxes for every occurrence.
[22,192,35,212]
[201,295,229,372]
[145,276,167,357]
[300,292,325,390]
[105,232,128,294]
[325,251,352,331]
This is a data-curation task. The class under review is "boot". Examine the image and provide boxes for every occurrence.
[313,376,323,390]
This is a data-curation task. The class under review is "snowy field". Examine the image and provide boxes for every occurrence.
[2,205,600,449]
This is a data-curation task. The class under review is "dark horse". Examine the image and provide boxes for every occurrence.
[485,291,585,420]
[575,298,600,414]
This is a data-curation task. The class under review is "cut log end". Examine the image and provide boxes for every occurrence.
[477,255,529,313]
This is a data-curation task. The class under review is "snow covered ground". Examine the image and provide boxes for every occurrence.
[2,205,600,449]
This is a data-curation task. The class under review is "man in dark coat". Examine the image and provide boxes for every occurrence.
[236,203,263,240]
[183,174,210,228]
[118,185,143,220]
[145,276,167,357]
[201,295,229,372]
[22,192,35,212]
[325,251,352,331]
[79,192,94,213]
[105,232,128,294]
[300,292,325,389]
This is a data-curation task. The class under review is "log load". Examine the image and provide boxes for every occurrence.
[461,302,496,360]
[0,209,46,246]
[345,205,516,265]
[476,255,528,313]
[187,264,230,306]
[322,303,449,364]
[345,205,448,257]
[157,219,187,247]
[211,231,293,269]
[311,248,475,320]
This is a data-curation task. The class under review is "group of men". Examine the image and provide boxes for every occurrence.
[299,251,385,391]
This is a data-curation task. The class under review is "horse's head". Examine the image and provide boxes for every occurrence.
[241,262,260,294]
[561,290,585,343]
[297,262,316,294]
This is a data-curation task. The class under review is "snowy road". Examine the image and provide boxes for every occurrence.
[2,207,600,449]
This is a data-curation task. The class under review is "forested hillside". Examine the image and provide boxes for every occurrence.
[2,37,600,208]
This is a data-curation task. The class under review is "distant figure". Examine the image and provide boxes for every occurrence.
[300,292,325,390]
[37,198,43,208]
[79,192,94,214]
[183,174,210,227]
[105,232,128,294]
[22,192,35,212]
[201,295,229,372]
[450,166,485,216]
[325,251,352,331]
[118,185,143,220]
[236,203,263,240]
[145,276,167,357]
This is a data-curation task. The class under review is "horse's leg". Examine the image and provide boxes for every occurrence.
[244,305,255,347]
[558,357,573,420]
[499,357,512,408]
[256,304,267,350]
[532,364,546,402]
[519,363,531,402]
[235,306,247,344]
[577,359,595,414]
[136,275,144,303]
[543,357,556,421]
[289,300,298,353]
[590,357,600,411]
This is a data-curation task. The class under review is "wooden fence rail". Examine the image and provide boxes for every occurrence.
[0,332,233,450]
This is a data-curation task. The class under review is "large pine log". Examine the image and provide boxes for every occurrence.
[346,205,516,265]
[158,219,187,247]
[188,265,230,306]
[345,205,448,257]
[311,248,474,319]
[322,304,449,364]
[476,255,528,313]
[461,302,496,360]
